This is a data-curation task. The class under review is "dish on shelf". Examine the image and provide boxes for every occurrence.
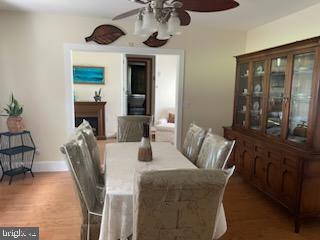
[267,119,281,126]
[253,101,260,111]
[292,94,311,99]
[287,136,306,143]
[254,84,262,93]
[295,66,311,71]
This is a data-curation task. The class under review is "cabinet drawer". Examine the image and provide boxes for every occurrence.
[267,150,282,161]
[242,138,254,150]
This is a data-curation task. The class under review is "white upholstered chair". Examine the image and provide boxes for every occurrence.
[77,120,104,186]
[196,131,236,170]
[61,132,104,240]
[117,116,152,142]
[182,123,206,164]
[133,168,235,240]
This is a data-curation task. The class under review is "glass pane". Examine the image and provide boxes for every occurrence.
[236,63,249,127]
[266,57,287,137]
[287,52,315,143]
[250,61,265,130]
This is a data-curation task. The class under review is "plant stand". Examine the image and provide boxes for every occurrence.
[0,131,36,185]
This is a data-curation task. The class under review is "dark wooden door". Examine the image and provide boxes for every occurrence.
[252,155,266,189]
[127,56,155,116]
[265,151,282,196]
[236,146,253,180]
[281,154,299,207]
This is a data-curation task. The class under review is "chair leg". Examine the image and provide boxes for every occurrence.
[9,176,13,185]
[87,213,91,240]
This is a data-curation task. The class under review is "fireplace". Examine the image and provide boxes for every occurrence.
[74,102,107,140]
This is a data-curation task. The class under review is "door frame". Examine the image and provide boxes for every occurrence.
[64,44,185,149]
[126,55,155,116]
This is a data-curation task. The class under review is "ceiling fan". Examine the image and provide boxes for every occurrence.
[113,0,240,40]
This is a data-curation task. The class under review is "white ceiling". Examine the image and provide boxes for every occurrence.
[0,0,319,30]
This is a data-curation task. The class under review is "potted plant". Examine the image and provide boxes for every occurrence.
[4,94,25,133]
[94,88,102,102]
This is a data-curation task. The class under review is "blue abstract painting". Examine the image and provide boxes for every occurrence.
[73,66,105,84]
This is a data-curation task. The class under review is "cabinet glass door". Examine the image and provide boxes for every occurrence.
[266,57,287,137]
[287,52,315,144]
[250,61,265,130]
[236,63,249,127]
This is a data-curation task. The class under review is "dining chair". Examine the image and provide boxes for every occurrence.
[182,123,206,164]
[77,120,105,186]
[117,115,151,142]
[132,167,235,240]
[196,131,236,170]
[61,133,104,240]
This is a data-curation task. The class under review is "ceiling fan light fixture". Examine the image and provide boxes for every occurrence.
[157,22,170,40]
[142,7,157,33]
[167,11,181,35]
[134,15,144,35]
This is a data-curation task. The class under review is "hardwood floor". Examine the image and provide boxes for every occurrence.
[0,172,82,240]
[1,141,319,239]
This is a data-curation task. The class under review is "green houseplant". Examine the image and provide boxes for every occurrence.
[94,88,102,102]
[4,94,25,133]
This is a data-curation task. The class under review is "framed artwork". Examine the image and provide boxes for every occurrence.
[73,66,105,84]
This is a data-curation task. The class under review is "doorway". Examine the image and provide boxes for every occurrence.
[64,44,185,148]
[126,55,155,116]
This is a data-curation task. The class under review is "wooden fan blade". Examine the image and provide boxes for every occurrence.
[178,9,191,26]
[180,0,239,12]
[143,32,170,48]
[129,0,149,4]
[113,8,142,20]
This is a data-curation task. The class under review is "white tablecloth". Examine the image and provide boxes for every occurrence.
[99,142,227,240]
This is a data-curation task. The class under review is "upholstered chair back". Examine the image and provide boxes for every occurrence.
[63,133,102,213]
[182,123,206,163]
[196,132,235,169]
[117,116,151,142]
[77,120,104,185]
[133,168,234,240]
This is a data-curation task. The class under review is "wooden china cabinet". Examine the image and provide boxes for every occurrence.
[224,37,320,233]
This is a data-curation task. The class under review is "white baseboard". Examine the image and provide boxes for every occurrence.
[32,160,69,172]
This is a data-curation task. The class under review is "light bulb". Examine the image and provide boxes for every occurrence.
[168,11,181,35]
[134,16,143,35]
[142,7,157,34]
[157,22,170,40]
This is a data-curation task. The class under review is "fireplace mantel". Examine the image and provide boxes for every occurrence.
[74,101,106,140]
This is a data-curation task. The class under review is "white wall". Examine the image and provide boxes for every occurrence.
[155,55,178,122]
[246,3,320,52]
[72,51,122,137]
[0,10,246,164]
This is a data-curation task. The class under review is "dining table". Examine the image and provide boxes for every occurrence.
[99,142,228,240]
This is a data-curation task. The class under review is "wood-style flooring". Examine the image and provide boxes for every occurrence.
[1,140,320,240]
